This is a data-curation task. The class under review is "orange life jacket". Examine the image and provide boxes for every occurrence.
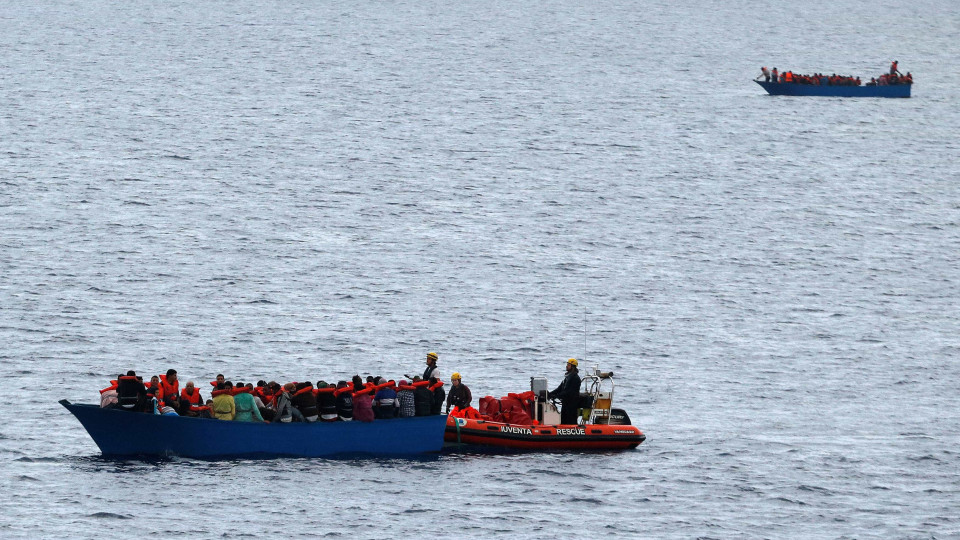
[180,388,202,405]
[100,380,118,394]
[145,383,164,400]
[159,375,179,399]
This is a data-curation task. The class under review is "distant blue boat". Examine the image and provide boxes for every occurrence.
[755,80,911,98]
[61,400,447,459]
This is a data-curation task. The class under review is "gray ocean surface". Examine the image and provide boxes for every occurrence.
[2,0,959,537]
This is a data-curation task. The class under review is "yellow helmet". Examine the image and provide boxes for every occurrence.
[426,352,438,362]
[567,358,578,367]
[451,372,461,380]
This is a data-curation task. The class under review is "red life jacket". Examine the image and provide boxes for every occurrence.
[180,388,203,405]
[100,380,118,394]
[145,383,164,400]
[159,375,179,399]
[233,386,252,396]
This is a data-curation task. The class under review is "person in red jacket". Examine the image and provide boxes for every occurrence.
[160,369,180,409]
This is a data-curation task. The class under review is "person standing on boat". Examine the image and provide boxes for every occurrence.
[445,372,472,414]
[760,66,771,82]
[548,358,582,425]
[771,68,778,83]
[890,60,900,75]
[423,352,441,380]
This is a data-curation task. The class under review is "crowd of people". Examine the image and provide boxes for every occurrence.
[758,61,913,86]
[98,352,476,423]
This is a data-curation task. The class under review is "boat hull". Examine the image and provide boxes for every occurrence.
[755,80,911,98]
[444,416,645,451]
[61,400,447,458]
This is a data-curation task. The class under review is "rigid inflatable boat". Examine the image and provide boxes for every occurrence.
[60,399,448,459]
[444,367,645,451]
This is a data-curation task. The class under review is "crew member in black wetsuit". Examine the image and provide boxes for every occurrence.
[445,372,472,414]
[548,358,582,425]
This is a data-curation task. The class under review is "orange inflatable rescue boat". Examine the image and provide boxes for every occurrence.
[445,367,645,451]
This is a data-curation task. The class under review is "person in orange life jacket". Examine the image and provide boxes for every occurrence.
[160,369,180,410]
[335,381,354,421]
[233,384,265,423]
[352,375,375,422]
[890,60,899,75]
[211,374,225,388]
[412,376,433,416]
[177,380,203,416]
[116,371,147,412]
[430,377,445,415]
[548,359,582,425]
[274,383,304,423]
[316,381,338,421]
[145,375,164,403]
[292,382,320,422]
[445,373,472,414]
[373,377,397,419]
[211,382,236,420]
[396,380,416,418]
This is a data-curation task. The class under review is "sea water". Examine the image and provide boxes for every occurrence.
[2,0,959,537]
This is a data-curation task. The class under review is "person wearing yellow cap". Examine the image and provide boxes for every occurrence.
[445,372,472,414]
[548,358,582,425]
[422,352,441,381]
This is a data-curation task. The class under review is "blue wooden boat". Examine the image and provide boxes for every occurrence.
[756,80,911,98]
[60,400,447,458]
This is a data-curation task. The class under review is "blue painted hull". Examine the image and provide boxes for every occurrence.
[756,80,911,98]
[60,400,447,458]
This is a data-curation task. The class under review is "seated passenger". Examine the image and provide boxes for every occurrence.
[430,377,446,415]
[210,374,225,388]
[412,376,433,417]
[274,383,304,423]
[316,381,338,422]
[116,371,147,412]
[373,379,397,419]
[211,382,236,421]
[233,384,264,422]
[396,380,416,418]
[145,375,164,403]
[292,382,320,422]
[159,369,180,410]
[352,375,375,422]
[334,381,354,421]
[353,375,376,422]
[179,381,204,416]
